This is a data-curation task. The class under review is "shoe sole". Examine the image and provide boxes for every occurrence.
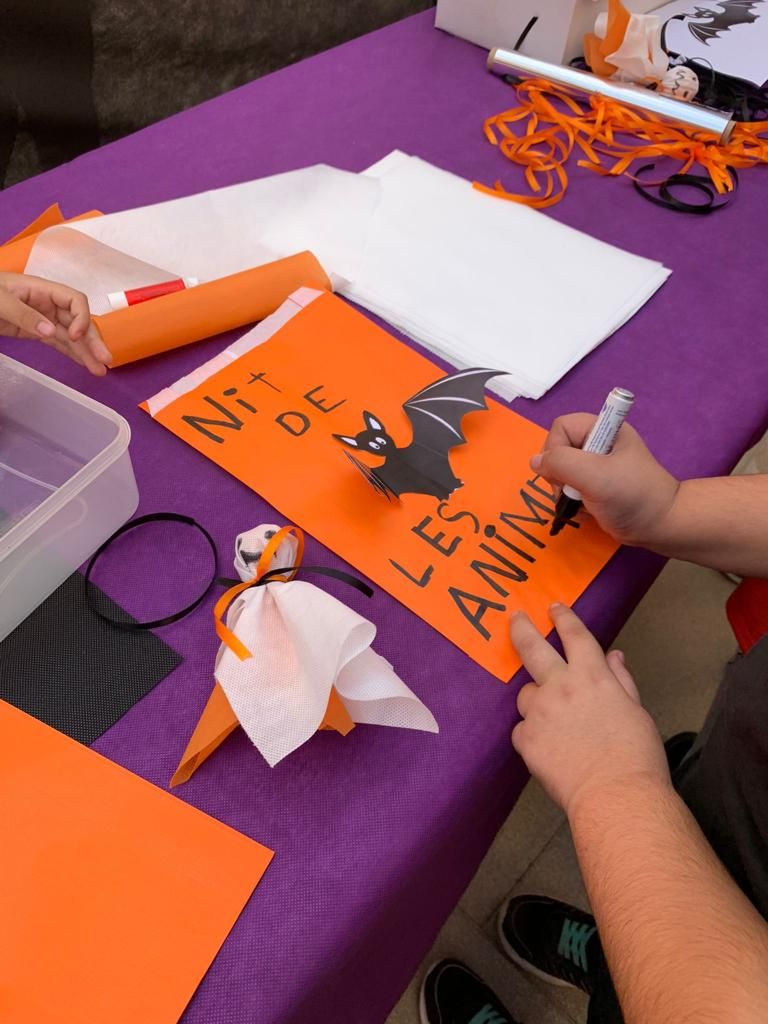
[496,898,579,992]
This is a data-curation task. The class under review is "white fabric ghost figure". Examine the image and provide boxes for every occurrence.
[593,11,670,86]
[215,524,438,767]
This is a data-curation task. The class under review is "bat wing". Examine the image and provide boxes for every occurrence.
[688,0,762,43]
[402,368,504,457]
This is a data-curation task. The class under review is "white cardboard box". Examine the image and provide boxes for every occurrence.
[436,0,663,65]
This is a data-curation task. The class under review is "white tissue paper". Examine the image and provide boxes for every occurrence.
[216,525,438,767]
[21,153,669,400]
[341,151,669,401]
[604,14,669,84]
[26,166,380,305]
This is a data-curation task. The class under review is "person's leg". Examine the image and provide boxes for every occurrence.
[584,960,622,1024]
[672,634,768,918]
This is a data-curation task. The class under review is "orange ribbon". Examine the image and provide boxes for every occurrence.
[214,525,305,660]
[475,78,768,208]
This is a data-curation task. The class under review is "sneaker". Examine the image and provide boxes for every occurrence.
[419,959,521,1024]
[497,895,599,994]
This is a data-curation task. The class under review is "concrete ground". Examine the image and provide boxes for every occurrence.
[387,437,767,1024]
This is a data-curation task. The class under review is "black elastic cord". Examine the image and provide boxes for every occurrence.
[217,564,374,598]
[84,512,219,630]
[502,15,539,86]
[513,15,538,52]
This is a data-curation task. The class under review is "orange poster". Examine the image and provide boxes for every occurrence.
[0,700,273,1024]
[145,289,618,680]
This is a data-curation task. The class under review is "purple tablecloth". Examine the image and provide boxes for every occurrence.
[2,11,767,1023]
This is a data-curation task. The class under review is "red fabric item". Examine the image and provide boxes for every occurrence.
[727,578,768,653]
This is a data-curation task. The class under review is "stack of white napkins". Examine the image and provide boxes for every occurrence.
[342,151,669,400]
[22,153,669,398]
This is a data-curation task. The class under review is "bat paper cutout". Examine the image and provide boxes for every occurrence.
[673,0,763,44]
[334,368,504,501]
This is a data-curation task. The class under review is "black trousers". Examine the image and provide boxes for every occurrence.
[587,635,768,1022]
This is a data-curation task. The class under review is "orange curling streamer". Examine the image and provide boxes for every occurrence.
[475,78,768,208]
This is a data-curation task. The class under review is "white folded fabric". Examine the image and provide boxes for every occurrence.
[29,165,380,299]
[216,525,438,767]
[340,151,670,400]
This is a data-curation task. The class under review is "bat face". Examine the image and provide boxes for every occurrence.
[334,412,395,457]
[334,368,503,501]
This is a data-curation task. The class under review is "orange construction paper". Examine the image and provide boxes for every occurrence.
[0,207,101,274]
[145,291,619,681]
[170,682,354,787]
[170,682,242,788]
[0,699,273,1024]
[3,203,65,245]
[319,687,356,735]
[95,252,331,366]
[0,208,330,366]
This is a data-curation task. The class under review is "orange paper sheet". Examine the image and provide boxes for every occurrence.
[0,204,101,273]
[171,682,354,787]
[145,291,619,681]
[1,207,331,366]
[0,700,273,1024]
[95,252,331,366]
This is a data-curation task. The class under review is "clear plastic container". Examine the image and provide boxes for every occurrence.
[0,355,138,642]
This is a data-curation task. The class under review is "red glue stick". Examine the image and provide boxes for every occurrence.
[108,276,199,310]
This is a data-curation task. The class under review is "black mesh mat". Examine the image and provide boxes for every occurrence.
[0,573,182,744]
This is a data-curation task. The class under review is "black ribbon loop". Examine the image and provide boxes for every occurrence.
[84,512,373,632]
[217,564,374,598]
[84,513,219,630]
[633,162,737,214]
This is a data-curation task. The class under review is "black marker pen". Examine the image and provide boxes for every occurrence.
[549,387,635,537]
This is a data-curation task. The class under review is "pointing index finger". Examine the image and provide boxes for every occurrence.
[510,611,564,684]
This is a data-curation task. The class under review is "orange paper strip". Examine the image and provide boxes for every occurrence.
[96,252,331,366]
[0,700,273,1023]
[146,291,619,681]
[170,682,242,787]
[171,682,355,787]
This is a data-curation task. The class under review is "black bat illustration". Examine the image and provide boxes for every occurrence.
[333,368,503,501]
[676,0,762,44]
